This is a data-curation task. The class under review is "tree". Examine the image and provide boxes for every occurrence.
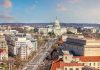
[14,55,22,68]
[67,31,74,34]
[48,32,55,37]
[28,29,34,33]
[51,43,59,49]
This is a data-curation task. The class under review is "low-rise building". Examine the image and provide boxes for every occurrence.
[67,27,77,34]
[82,27,97,33]
[51,51,100,70]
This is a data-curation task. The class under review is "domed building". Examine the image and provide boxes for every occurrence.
[53,18,62,36]
[53,18,61,29]
[38,17,67,36]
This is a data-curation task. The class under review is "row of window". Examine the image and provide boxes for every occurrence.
[65,68,79,70]
[89,62,100,66]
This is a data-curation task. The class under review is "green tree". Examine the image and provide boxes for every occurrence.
[51,43,59,49]
[14,55,22,68]
[48,32,55,37]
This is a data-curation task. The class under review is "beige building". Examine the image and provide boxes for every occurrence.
[20,26,34,31]
[38,28,48,36]
[64,37,100,56]
[0,33,8,60]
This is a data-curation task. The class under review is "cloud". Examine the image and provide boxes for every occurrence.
[66,0,81,4]
[0,14,13,20]
[88,9,100,17]
[56,4,67,12]
[77,7,100,18]
[3,0,12,8]
[72,7,100,23]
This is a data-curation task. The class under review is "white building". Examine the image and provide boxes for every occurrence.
[20,26,34,31]
[82,27,97,33]
[38,28,48,36]
[3,30,19,35]
[6,33,37,60]
[67,27,77,34]
[14,37,37,60]
[38,18,67,36]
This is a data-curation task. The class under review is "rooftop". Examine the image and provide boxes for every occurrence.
[51,59,83,70]
[74,56,100,62]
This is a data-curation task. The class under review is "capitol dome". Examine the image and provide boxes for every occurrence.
[53,18,61,29]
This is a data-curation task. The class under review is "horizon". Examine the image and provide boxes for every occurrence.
[0,0,100,23]
[0,22,99,24]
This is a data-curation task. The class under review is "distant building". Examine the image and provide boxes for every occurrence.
[61,34,84,42]
[38,18,67,36]
[3,30,19,35]
[20,26,34,31]
[67,27,77,34]
[38,28,48,36]
[82,27,97,33]
[0,25,11,31]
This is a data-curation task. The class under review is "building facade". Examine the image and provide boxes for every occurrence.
[51,51,100,70]
[64,37,100,56]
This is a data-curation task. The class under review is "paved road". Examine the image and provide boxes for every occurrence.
[22,39,56,70]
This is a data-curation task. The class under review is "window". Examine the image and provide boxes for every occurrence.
[98,63,100,66]
[76,68,79,70]
[65,57,67,59]
[94,63,95,66]
[70,68,73,70]
[89,63,91,66]
[83,63,84,65]
[65,68,67,70]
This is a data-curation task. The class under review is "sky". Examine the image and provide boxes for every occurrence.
[0,0,100,23]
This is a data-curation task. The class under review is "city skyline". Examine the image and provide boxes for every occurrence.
[0,0,100,23]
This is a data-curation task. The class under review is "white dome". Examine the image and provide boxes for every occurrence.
[53,18,60,28]
[55,19,60,25]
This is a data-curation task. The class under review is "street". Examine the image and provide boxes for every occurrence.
[22,38,56,70]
